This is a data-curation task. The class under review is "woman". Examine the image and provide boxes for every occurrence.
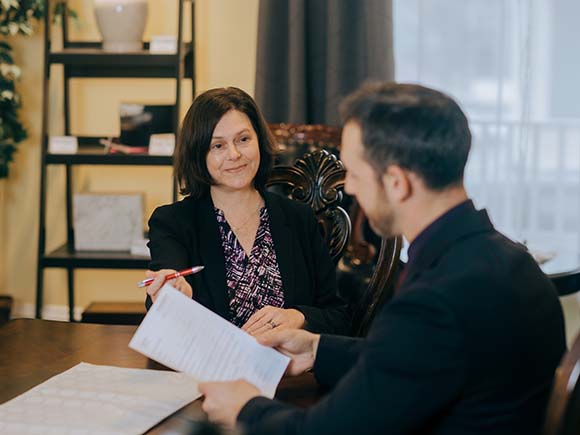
[144,87,349,335]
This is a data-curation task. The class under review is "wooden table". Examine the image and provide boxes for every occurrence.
[548,269,580,296]
[0,319,323,434]
[541,253,580,296]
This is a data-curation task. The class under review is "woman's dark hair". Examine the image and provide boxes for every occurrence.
[340,82,472,190]
[175,87,278,197]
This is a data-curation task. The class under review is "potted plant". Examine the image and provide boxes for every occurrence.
[0,0,76,179]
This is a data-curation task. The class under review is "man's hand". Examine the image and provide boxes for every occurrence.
[242,306,305,336]
[144,269,192,303]
[257,328,321,376]
[199,380,261,427]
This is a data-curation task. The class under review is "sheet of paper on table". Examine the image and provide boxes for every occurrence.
[0,362,201,435]
[129,284,290,398]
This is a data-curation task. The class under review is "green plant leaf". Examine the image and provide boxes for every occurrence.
[0,0,77,177]
[0,142,16,179]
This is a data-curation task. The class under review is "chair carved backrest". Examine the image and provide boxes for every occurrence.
[267,149,351,261]
[268,123,402,336]
[544,332,580,435]
[353,236,402,336]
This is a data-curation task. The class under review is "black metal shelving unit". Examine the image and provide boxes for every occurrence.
[35,0,194,321]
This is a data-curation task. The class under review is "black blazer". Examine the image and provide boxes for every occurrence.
[238,202,566,435]
[146,191,350,334]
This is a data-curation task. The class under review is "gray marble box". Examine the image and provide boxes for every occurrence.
[73,193,144,251]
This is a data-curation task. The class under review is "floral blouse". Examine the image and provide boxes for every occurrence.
[214,207,285,327]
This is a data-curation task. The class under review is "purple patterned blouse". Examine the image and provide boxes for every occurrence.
[214,206,285,327]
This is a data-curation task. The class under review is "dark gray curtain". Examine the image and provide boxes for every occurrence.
[255,0,394,126]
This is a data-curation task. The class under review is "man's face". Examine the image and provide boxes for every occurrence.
[341,121,396,238]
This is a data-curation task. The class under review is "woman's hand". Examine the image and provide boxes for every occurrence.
[145,269,193,303]
[242,306,305,336]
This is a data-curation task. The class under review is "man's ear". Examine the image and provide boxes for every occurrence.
[382,165,412,202]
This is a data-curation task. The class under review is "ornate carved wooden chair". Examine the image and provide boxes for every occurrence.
[544,332,580,435]
[268,123,402,336]
[267,149,351,262]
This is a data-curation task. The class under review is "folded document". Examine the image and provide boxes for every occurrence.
[129,284,290,398]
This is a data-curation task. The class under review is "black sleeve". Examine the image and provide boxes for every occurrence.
[145,205,191,309]
[238,290,466,435]
[312,335,364,388]
[294,208,351,335]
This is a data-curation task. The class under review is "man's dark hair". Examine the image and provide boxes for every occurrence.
[175,87,278,197]
[340,82,471,190]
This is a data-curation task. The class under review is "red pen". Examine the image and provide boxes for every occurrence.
[137,265,205,288]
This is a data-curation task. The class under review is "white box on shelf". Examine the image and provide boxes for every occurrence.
[73,193,144,251]
[49,136,78,154]
[149,35,177,53]
[148,133,175,156]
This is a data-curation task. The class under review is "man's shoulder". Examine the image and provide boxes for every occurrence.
[455,229,539,281]
[438,227,534,275]
[403,228,553,312]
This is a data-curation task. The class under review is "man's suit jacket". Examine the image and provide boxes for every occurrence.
[238,202,566,434]
[146,191,350,334]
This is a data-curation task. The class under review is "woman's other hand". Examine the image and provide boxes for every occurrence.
[145,269,193,303]
[242,306,305,336]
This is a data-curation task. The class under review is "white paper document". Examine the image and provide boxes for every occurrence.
[0,362,201,435]
[129,284,290,398]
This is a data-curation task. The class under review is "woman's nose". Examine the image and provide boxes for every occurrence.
[227,144,241,160]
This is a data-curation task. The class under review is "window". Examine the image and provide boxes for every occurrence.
[394,0,580,272]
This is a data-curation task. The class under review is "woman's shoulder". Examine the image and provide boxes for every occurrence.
[151,195,208,222]
[264,191,316,225]
[265,191,312,213]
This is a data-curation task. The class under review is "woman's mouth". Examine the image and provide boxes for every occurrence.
[225,164,247,173]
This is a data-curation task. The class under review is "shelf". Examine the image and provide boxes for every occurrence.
[46,147,173,166]
[42,244,150,269]
[49,42,194,78]
[35,0,192,321]
[45,137,173,165]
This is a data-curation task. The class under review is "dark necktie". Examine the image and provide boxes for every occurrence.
[394,266,409,297]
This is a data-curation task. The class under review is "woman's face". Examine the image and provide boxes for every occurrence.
[206,109,261,192]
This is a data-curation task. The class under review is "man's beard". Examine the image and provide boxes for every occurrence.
[366,192,396,239]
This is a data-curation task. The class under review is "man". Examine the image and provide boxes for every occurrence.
[199,83,566,434]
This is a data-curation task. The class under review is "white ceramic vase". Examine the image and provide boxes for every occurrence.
[94,0,148,52]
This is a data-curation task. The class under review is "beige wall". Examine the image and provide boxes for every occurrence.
[0,0,259,317]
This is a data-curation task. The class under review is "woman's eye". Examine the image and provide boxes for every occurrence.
[211,143,223,150]
[240,136,250,143]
